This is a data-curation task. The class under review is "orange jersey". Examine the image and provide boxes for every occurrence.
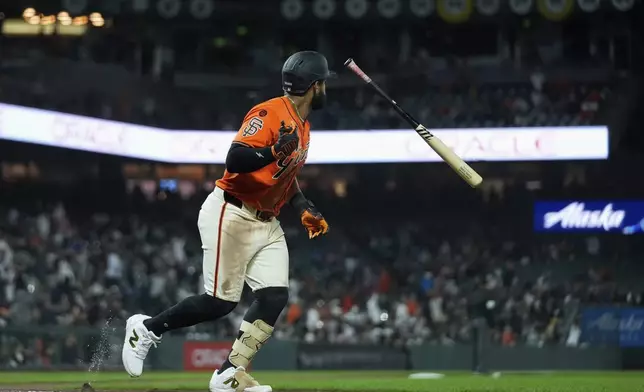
[216,97,310,216]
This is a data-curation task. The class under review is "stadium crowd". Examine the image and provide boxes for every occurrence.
[0,12,634,369]
[0,26,616,131]
[0,64,613,131]
[1,172,641,366]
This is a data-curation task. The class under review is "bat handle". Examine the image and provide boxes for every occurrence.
[344,58,372,83]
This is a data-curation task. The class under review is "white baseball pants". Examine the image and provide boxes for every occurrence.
[199,187,289,302]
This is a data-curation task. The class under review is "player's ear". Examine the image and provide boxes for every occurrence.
[308,82,318,97]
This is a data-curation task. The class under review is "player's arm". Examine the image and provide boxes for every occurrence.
[225,144,276,174]
[290,179,329,239]
[226,110,299,174]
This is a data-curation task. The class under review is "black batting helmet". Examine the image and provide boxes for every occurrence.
[282,51,335,96]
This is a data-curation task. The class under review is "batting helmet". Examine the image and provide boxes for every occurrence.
[282,51,335,96]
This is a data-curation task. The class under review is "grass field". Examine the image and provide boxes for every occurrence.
[0,370,643,392]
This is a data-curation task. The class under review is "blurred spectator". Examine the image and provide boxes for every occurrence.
[60,335,80,366]
[566,321,582,348]
[0,174,641,354]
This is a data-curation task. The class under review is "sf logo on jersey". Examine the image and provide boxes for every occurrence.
[242,117,264,137]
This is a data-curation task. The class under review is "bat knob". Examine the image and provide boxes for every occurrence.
[344,58,354,66]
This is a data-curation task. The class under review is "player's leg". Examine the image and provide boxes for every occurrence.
[210,221,288,392]
[123,190,254,377]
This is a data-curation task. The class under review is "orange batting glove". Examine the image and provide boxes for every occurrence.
[299,201,329,239]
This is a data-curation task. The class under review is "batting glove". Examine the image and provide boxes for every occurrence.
[271,121,299,159]
[299,200,329,239]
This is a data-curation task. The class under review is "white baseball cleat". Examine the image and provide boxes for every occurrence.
[209,366,272,392]
[122,314,161,377]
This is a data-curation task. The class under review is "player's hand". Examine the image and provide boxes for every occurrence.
[300,200,329,239]
[271,121,299,160]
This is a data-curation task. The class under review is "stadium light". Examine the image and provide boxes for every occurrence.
[27,15,41,25]
[40,15,56,25]
[89,12,105,27]
[58,11,72,25]
[72,16,88,25]
[23,8,36,19]
[20,7,106,30]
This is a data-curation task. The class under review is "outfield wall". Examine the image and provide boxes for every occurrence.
[157,340,643,371]
[1,327,640,371]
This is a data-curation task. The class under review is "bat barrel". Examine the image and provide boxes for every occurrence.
[344,58,484,188]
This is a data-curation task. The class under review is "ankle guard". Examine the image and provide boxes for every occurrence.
[228,319,274,368]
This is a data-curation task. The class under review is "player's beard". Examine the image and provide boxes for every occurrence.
[311,90,327,111]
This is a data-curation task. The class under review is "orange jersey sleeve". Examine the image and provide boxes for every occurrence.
[216,97,310,216]
[232,106,279,149]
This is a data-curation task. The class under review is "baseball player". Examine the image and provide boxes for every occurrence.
[121,51,332,392]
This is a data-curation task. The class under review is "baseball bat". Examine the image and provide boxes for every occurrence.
[344,58,483,188]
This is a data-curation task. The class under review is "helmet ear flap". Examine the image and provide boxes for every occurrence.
[282,73,310,96]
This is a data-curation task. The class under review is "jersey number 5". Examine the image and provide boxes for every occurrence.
[242,117,264,137]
